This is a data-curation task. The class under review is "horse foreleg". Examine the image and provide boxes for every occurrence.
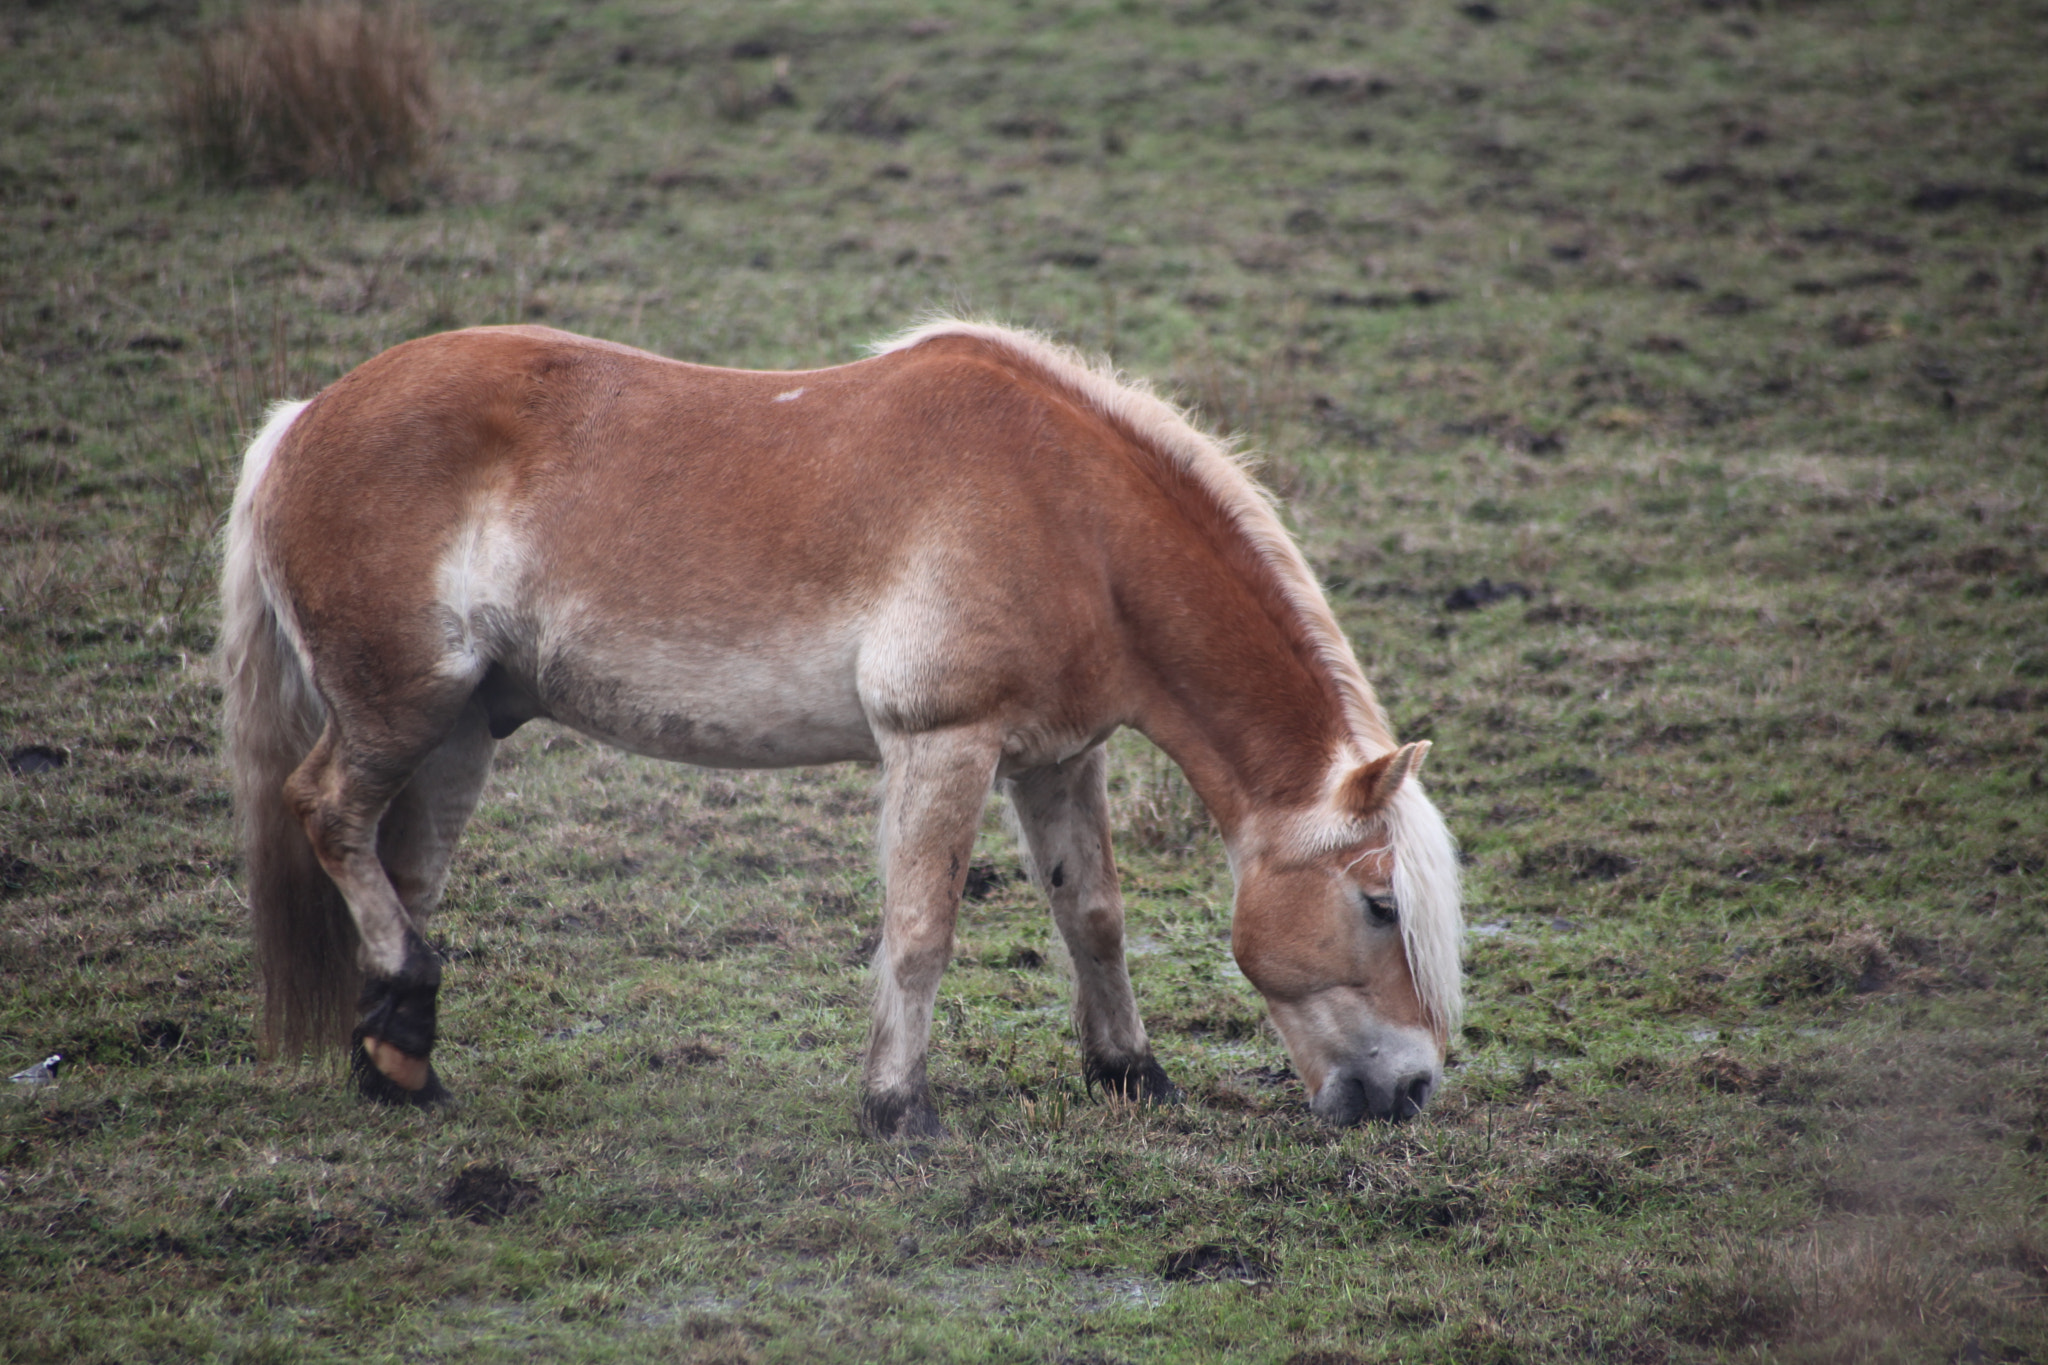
[862,727,1000,1140]
[285,720,452,1107]
[1007,747,1179,1105]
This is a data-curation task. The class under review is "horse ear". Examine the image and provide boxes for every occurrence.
[1338,741,1430,819]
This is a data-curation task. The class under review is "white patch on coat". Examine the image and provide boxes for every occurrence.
[773,387,806,402]
[434,508,529,680]
[531,606,878,767]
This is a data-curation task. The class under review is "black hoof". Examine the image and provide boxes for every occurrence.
[351,1040,452,1108]
[350,932,446,1106]
[861,1086,948,1141]
[352,932,443,1057]
[1086,1053,1182,1106]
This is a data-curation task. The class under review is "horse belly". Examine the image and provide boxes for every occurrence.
[533,628,878,768]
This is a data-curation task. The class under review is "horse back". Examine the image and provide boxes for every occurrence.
[255,327,1151,759]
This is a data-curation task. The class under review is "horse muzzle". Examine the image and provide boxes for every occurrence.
[1309,1058,1441,1125]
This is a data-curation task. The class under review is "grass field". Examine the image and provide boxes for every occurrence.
[4,1,2046,1360]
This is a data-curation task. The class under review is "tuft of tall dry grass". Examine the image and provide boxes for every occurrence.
[166,2,438,201]
[1111,742,1215,855]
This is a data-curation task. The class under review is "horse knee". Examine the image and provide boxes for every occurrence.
[876,926,951,989]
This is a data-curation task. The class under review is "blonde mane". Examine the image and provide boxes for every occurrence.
[873,319,1463,1035]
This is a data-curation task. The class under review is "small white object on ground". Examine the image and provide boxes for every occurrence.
[9,1054,62,1085]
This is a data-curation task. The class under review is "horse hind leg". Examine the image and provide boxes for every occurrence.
[1006,747,1180,1106]
[284,698,489,1107]
[359,701,497,1104]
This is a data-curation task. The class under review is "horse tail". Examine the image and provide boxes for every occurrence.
[220,399,360,1060]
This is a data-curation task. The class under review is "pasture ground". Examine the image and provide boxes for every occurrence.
[3,1,2045,1360]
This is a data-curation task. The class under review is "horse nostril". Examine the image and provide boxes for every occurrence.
[1394,1072,1434,1120]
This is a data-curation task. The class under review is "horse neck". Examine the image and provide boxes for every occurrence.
[1114,520,1367,848]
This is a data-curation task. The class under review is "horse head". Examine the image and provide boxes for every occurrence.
[1231,741,1462,1124]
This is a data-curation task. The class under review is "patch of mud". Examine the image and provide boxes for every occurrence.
[1444,578,1533,611]
[963,862,1019,901]
[1161,1243,1273,1284]
[442,1162,542,1223]
[5,744,67,775]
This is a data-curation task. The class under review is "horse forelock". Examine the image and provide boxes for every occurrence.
[872,318,1392,753]
[1387,782,1465,1039]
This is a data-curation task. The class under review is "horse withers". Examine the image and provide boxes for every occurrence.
[220,320,1463,1137]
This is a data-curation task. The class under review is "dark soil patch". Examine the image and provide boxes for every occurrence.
[1521,763,1604,791]
[1756,927,1896,1002]
[997,943,1045,970]
[1444,577,1533,611]
[1521,844,1636,881]
[1161,1243,1273,1283]
[1700,291,1761,316]
[1169,1008,1262,1040]
[1906,183,2046,214]
[1319,287,1453,309]
[135,1018,185,1051]
[1239,1064,1296,1087]
[6,744,67,775]
[1,854,37,897]
[962,862,1017,901]
[1881,726,1941,753]
[442,1162,542,1223]
[646,1039,725,1069]
[1692,1050,1782,1094]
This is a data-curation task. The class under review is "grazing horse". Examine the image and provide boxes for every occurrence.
[220,320,1463,1137]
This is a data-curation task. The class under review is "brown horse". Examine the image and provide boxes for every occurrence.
[220,320,1462,1137]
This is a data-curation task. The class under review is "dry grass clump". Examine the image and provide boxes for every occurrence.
[166,2,438,200]
[1111,741,1215,854]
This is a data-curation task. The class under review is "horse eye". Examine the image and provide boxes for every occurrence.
[1364,895,1398,926]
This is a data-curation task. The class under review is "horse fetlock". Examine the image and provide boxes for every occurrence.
[1085,1051,1182,1106]
[352,932,443,1093]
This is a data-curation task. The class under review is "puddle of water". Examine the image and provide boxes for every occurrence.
[1468,921,1512,938]
[1067,1271,1168,1313]
[1126,934,1166,957]
[632,1291,738,1327]
[1688,1026,1759,1043]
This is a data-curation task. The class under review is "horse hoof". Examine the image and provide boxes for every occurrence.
[860,1086,947,1141]
[1086,1053,1182,1106]
[351,1040,451,1108]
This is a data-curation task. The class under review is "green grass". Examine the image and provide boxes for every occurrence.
[3,1,2046,1360]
